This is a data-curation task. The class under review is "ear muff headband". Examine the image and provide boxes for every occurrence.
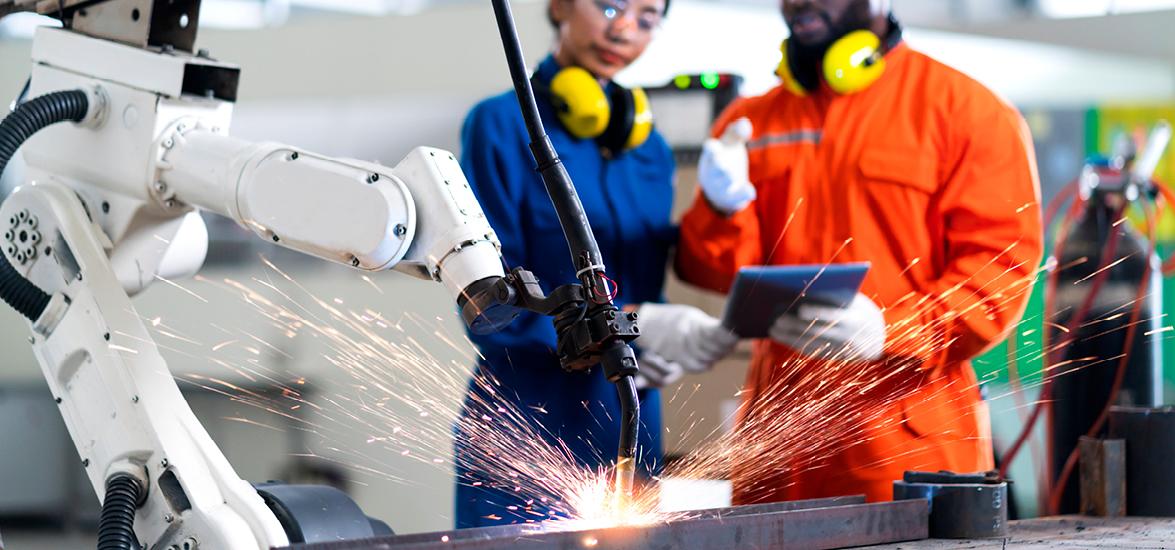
[775,40,810,96]
[598,85,635,155]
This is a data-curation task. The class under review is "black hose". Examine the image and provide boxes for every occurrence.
[489,0,604,279]
[0,89,88,322]
[615,375,639,460]
[97,473,142,550]
[489,0,641,474]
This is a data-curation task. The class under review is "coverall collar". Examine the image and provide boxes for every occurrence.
[534,54,564,87]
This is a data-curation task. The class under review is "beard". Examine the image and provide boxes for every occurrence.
[786,1,876,91]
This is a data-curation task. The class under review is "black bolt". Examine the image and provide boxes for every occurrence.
[394,224,408,237]
[82,458,90,467]
[289,152,299,160]
[54,397,62,404]
[368,173,380,183]
[103,333,111,341]
[272,235,280,242]
[44,246,51,256]
[351,257,360,267]
[102,201,110,214]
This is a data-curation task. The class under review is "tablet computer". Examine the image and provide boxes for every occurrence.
[721,263,871,338]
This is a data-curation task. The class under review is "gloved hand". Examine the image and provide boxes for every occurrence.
[769,293,886,361]
[633,351,684,390]
[698,117,756,215]
[635,303,739,374]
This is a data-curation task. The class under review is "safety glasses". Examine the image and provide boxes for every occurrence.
[590,0,663,34]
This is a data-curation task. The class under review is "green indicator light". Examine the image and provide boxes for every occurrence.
[700,72,720,90]
[674,74,691,90]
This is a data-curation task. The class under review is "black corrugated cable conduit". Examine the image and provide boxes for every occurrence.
[0,89,88,321]
[98,473,143,550]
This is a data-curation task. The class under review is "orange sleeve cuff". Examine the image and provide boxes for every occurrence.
[675,192,762,294]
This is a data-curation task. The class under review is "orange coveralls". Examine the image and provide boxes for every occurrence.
[677,43,1044,504]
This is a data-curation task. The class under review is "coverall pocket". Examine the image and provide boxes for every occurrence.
[857,147,938,195]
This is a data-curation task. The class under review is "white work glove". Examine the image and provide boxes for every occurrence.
[635,303,739,374]
[698,117,756,215]
[633,351,684,390]
[769,293,886,361]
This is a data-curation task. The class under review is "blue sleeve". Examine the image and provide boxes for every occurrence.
[460,100,557,362]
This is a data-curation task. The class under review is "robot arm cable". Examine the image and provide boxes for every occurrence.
[0,89,88,321]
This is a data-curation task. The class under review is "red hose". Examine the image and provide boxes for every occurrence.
[999,183,1085,478]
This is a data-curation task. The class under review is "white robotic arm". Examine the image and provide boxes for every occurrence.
[154,128,506,303]
[0,21,513,550]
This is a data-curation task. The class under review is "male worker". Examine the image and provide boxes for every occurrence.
[677,0,1043,504]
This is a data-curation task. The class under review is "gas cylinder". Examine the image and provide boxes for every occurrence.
[1047,158,1163,513]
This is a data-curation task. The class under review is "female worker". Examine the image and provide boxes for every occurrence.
[455,0,736,528]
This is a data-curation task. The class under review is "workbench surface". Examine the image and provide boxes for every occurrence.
[863,516,1175,549]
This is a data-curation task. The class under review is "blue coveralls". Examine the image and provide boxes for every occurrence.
[454,55,677,528]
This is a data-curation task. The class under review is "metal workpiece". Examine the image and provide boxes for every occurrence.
[1078,437,1126,517]
[287,497,929,550]
[893,471,1008,539]
[1108,406,1175,516]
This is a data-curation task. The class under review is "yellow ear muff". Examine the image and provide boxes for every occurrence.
[548,66,610,139]
[624,87,653,151]
[775,40,809,97]
[822,30,886,95]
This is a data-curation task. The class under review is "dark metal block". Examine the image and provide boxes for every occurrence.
[893,471,1008,539]
[1078,437,1126,517]
[1109,406,1175,517]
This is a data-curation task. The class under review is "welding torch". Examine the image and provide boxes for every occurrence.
[459,0,643,502]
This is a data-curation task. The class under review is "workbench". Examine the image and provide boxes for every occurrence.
[862,516,1175,549]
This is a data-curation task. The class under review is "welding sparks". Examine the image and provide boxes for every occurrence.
[140,246,1139,531]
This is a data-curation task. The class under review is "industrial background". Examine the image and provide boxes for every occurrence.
[0,0,1174,548]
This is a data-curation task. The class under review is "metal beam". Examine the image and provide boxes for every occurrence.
[288,497,929,550]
